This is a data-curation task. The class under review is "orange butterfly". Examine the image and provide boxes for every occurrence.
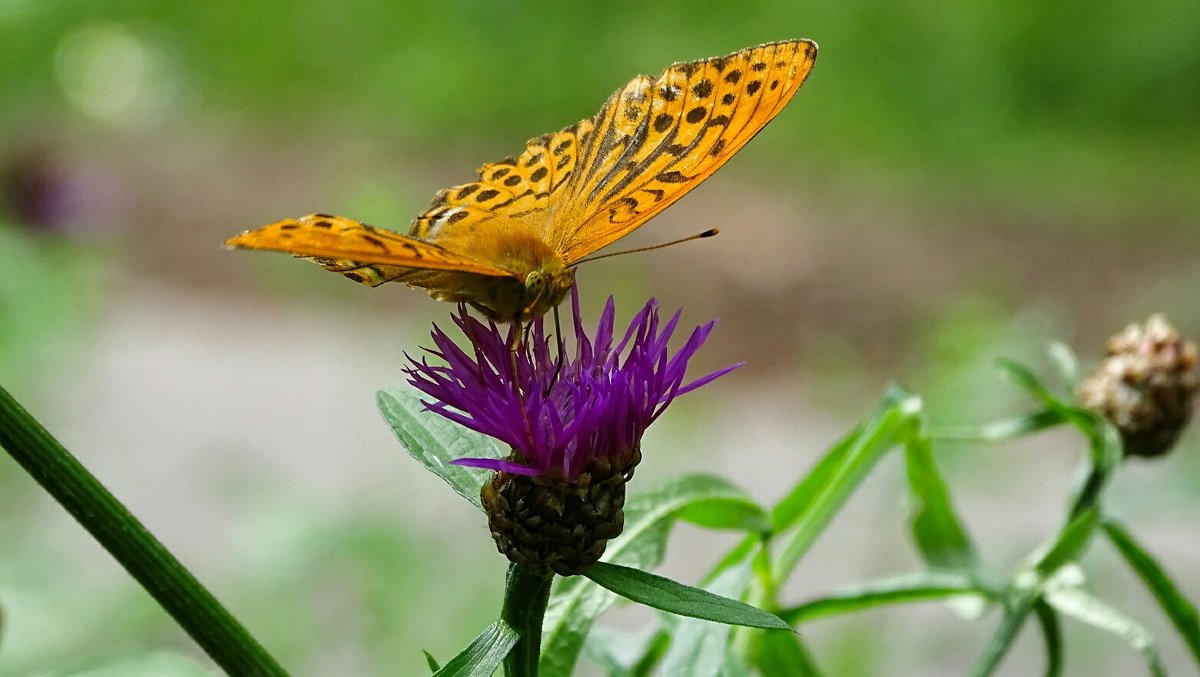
[225,40,818,322]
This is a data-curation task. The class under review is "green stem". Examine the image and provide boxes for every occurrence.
[500,563,553,677]
[0,384,287,676]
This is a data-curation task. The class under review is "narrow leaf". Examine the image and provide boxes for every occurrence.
[377,387,502,510]
[928,408,1065,442]
[433,620,519,677]
[994,358,1067,409]
[658,554,755,676]
[780,571,992,625]
[1032,600,1063,677]
[1103,519,1200,665]
[581,626,667,677]
[904,431,978,571]
[1046,341,1080,392]
[677,494,770,533]
[632,629,672,677]
[755,630,823,677]
[972,587,1040,677]
[1036,507,1099,577]
[771,389,921,580]
[1045,586,1166,677]
[424,650,441,673]
[584,561,790,630]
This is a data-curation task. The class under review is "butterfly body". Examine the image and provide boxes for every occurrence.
[225,39,818,321]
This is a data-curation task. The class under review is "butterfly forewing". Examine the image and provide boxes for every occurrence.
[551,39,817,263]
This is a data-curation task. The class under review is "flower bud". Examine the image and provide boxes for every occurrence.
[482,448,640,576]
[1079,314,1199,458]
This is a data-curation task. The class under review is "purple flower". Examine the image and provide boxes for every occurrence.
[404,288,739,480]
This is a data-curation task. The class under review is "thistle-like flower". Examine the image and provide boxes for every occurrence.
[405,288,738,574]
[1079,314,1199,458]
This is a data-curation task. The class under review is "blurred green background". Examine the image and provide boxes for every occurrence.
[1,2,1198,675]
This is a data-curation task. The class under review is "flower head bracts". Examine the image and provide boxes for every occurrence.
[404,288,739,480]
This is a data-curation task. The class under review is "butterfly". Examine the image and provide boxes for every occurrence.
[225,39,818,322]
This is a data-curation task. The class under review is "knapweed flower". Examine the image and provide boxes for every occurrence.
[404,288,738,574]
[1079,314,1198,458]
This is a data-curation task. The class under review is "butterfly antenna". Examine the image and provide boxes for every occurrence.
[570,228,719,267]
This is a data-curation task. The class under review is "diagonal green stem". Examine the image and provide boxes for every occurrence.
[500,563,553,677]
[0,384,287,676]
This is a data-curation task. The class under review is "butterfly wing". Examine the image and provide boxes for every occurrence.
[224,213,515,286]
[548,39,818,264]
[410,120,593,237]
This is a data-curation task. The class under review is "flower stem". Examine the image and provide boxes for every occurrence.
[0,384,287,676]
[500,563,553,677]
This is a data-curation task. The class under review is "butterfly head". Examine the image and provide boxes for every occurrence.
[520,264,576,321]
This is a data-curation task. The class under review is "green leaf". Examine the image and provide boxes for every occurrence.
[1035,507,1099,577]
[995,358,1067,409]
[1032,600,1063,677]
[779,571,992,625]
[755,630,823,677]
[1045,585,1166,677]
[540,474,757,677]
[424,649,441,673]
[770,388,921,581]
[1063,414,1123,517]
[1102,519,1200,665]
[376,387,502,510]
[584,561,790,631]
[928,408,1066,442]
[631,629,671,677]
[676,493,770,533]
[581,626,667,677]
[1046,341,1080,393]
[658,554,756,677]
[904,432,978,571]
[971,587,1041,677]
[433,620,519,677]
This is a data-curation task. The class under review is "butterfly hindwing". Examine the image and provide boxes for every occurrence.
[224,214,514,285]
[551,39,818,263]
[411,120,595,239]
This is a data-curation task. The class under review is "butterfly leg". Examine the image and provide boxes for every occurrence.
[543,305,565,396]
[505,319,539,452]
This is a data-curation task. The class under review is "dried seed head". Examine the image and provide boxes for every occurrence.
[1079,314,1199,458]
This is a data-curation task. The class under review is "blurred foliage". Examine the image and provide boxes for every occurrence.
[1,0,1198,224]
[0,223,96,393]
